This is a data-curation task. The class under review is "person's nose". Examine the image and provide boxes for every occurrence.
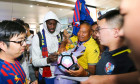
[79,32,84,36]
[51,24,55,29]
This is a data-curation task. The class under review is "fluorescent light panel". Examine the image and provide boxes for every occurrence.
[30,0,75,7]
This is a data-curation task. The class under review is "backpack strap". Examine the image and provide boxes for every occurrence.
[59,31,63,41]
[37,32,42,48]
[37,31,63,48]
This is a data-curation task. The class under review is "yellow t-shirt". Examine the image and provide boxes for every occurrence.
[70,36,100,69]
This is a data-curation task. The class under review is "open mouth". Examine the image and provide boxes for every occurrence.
[49,29,55,32]
[50,29,54,31]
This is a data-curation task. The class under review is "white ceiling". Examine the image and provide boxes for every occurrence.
[0,0,121,28]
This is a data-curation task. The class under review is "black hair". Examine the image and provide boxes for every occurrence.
[92,22,97,26]
[80,21,92,30]
[24,23,30,29]
[30,30,34,34]
[0,20,26,51]
[98,10,123,28]
[98,10,120,20]
[13,19,25,26]
[80,20,91,26]
[71,22,74,26]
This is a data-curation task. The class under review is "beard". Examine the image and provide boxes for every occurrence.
[48,29,55,33]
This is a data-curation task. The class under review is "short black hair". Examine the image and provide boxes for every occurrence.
[13,19,25,26]
[80,20,91,26]
[98,10,123,28]
[30,30,34,34]
[80,21,91,30]
[0,20,26,51]
[92,22,97,26]
[24,23,30,29]
[98,10,120,20]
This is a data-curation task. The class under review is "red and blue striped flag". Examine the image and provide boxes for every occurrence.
[72,0,94,35]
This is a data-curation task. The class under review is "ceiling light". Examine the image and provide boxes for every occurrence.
[30,5,33,7]
[59,9,63,11]
[30,0,74,7]
[23,17,25,18]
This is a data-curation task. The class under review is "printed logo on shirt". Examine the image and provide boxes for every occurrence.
[14,75,20,83]
[105,62,115,74]
[24,78,29,84]
[94,49,98,53]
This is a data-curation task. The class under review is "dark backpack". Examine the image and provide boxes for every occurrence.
[37,32,42,48]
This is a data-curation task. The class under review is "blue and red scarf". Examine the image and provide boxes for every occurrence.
[41,29,61,77]
[41,29,51,77]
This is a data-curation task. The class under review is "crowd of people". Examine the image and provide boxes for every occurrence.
[0,0,140,84]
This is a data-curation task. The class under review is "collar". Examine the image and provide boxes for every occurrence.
[78,36,91,45]
[104,46,131,57]
[0,59,4,62]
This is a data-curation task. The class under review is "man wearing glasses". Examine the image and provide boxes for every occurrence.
[0,20,27,84]
[91,22,104,54]
[95,10,136,75]
[81,10,137,84]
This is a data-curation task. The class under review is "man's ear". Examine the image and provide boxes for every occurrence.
[113,28,120,38]
[0,41,7,52]
[89,29,92,35]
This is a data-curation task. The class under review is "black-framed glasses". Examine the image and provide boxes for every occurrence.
[4,39,26,46]
[94,26,111,34]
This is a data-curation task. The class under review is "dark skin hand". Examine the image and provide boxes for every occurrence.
[67,64,92,77]
[47,52,58,63]
[67,64,96,77]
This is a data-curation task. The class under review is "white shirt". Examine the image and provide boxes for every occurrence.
[31,34,57,78]
[31,11,61,78]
